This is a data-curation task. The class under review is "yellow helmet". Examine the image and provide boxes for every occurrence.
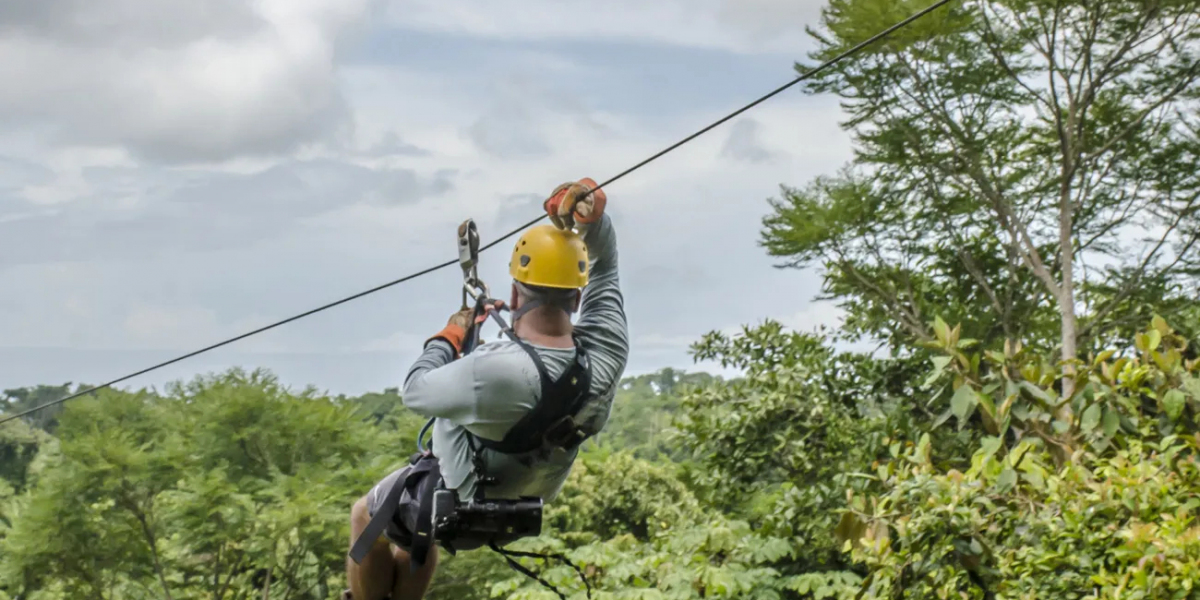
[509,224,589,289]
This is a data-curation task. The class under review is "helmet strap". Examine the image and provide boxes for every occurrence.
[510,297,545,324]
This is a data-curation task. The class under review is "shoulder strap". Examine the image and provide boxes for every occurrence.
[474,335,593,455]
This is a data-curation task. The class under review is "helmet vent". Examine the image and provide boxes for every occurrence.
[520,255,532,267]
[578,261,586,272]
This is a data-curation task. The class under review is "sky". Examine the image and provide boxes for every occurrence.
[0,0,860,397]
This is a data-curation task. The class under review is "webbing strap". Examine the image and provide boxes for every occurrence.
[471,301,594,455]
[349,467,412,563]
[409,465,439,569]
[348,456,437,565]
[508,297,544,325]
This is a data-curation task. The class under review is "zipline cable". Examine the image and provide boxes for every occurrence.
[0,0,955,427]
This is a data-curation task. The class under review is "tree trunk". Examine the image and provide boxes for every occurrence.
[1059,207,1077,403]
[134,510,175,600]
[261,567,272,600]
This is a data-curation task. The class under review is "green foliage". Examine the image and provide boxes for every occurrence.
[679,320,923,494]
[546,451,704,543]
[922,314,1200,464]
[591,369,715,461]
[846,431,1200,599]
[0,418,53,495]
[763,0,1200,358]
[2,383,75,433]
[840,319,1200,598]
[0,368,396,600]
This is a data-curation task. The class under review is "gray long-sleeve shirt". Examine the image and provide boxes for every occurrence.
[401,213,629,500]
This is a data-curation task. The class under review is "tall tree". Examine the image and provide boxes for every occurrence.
[2,384,74,433]
[762,0,1200,403]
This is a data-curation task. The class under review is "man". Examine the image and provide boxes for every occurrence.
[345,177,629,600]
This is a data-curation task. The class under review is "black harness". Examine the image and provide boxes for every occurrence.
[348,296,595,599]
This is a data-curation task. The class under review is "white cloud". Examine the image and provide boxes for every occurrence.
[721,118,785,163]
[383,0,826,54]
[0,0,377,162]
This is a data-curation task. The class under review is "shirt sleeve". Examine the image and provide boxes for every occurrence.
[572,213,630,395]
[400,339,479,423]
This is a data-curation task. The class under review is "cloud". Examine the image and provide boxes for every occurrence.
[383,0,826,54]
[0,0,377,162]
[716,0,827,41]
[365,131,430,157]
[463,74,612,160]
[720,118,783,163]
[0,157,455,268]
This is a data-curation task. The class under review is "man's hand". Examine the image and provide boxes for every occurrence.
[446,307,474,331]
[544,177,607,230]
[426,309,472,356]
[428,301,506,356]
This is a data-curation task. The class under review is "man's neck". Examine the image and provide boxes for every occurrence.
[513,307,574,348]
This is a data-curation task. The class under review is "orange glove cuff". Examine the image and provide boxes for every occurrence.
[425,323,467,356]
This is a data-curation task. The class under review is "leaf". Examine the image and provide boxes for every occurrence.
[834,512,867,545]
[1080,403,1102,433]
[933,317,950,345]
[915,433,932,464]
[1093,349,1117,366]
[931,408,955,430]
[923,356,952,388]
[1147,329,1163,352]
[1163,389,1186,421]
[951,385,978,422]
[1018,381,1054,406]
[1102,408,1120,438]
[976,391,996,421]
[1182,375,1200,401]
[1152,314,1170,335]
[997,468,1017,490]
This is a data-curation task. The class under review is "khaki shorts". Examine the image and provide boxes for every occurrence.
[365,464,422,550]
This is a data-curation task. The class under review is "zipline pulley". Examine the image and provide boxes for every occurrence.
[458,219,487,308]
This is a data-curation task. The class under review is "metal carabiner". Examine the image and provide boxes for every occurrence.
[457,219,487,308]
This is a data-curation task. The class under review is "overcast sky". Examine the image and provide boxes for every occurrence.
[0,0,859,397]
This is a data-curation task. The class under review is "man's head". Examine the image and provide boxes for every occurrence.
[508,224,589,318]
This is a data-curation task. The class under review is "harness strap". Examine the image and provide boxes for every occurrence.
[408,462,440,569]
[348,455,438,565]
[472,300,595,455]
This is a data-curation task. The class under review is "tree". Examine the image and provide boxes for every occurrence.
[0,369,398,600]
[762,0,1200,405]
[2,384,75,433]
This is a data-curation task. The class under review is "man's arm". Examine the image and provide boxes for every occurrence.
[400,329,479,423]
[572,212,630,393]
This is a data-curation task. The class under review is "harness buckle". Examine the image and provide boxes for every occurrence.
[543,415,587,449]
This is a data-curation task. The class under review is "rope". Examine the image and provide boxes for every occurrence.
[0,0,956,427]
[489,542,593,600]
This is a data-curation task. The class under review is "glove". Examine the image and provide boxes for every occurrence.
[544,177,607,230]
[425,308,473,356]
[425,301,507,356]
